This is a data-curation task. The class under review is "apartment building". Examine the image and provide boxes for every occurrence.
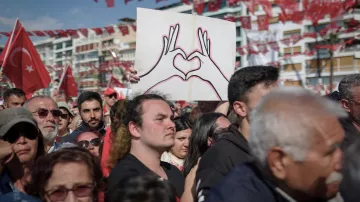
[249,2,360,91]
[157,1,247,69]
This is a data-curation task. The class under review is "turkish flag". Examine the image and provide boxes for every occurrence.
[118,25,129,36]
[239,16,251,29]
[208,0,221,12]
[257,15,269,31]
[108,75,124,88]
[105,26,115,34]
[1,20,50,94]
[194,0,204,15]
[60,65,78,98]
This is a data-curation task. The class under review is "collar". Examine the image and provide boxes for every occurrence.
[79,121,106,133]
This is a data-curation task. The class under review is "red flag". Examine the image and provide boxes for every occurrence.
[2,21,51,94]
[105,26,115,34]
[66,29,79,38]
[60,65,78,98]
[0,32,11,37]
[78,28,89,37]
[130,24,136,32]
[32,31,46,37]
[268,41,280,51]
[44,30,57,37]
[257,44,269,54]
[239,16,251,29]
[208,0,221,12]
[181,0,191,4]
[303,32,317,38]
[26,32,34,36]
[194,0,204,15]
[118,25,129,36]
[224,16,236,22]
[108,75,124,88]
[92,28,103,35]
[124,0,133,4]
[106,0,114,7]
[236,47,246,55]
[257,15,269,31]
[55,30,68,37]
[243,0,256,14]
[258,0,272,17]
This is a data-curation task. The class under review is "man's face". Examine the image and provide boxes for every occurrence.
[246,82,278,114]
[138,100,176,151]
[80,100,103,129]
[104,93,117,107]
[59,108,71,132]
[281,116,344,201]
[27,98,59,144]
[4,95,26,108]
[345,86,360,124]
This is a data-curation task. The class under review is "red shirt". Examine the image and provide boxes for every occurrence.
[100,126,112,177]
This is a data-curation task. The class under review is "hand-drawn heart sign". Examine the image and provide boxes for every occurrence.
[133,8,236,101]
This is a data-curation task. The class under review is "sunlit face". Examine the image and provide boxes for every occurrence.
[44,162,94,202]
[280,116,344,201]
[170,129,191,159]
[104,93,117,107]
[76,132,100,157]
[26,98,59,144]
[138,100,176,151]
[246,82,278,115]
[4,95,26,108]
[80,100,103,129]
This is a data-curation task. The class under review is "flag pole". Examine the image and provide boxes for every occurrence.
[58,64,68,91]
[106,74,112,88]
[3,18,19,63]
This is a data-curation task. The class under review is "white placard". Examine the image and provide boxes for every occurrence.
[132,8,236,101]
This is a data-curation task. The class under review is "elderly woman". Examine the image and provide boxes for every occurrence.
[25,147,103,202]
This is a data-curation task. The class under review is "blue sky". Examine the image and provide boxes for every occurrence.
[0,0,180,45]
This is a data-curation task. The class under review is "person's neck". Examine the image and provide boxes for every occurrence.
[130,142,166,178]
[239,119,250,140]
[58,129,69,137]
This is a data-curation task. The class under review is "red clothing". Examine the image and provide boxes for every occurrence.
[100,126,112,177]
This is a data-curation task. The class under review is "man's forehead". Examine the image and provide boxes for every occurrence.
[142,100,171,114]
[28,98,57,109]
[81,100,101,108]
[8,94,26,100]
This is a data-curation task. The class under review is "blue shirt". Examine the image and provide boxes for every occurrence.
[0,172,18,195]
[0,172,41,201]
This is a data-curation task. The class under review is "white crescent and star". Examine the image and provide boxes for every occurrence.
[9,47,34,73]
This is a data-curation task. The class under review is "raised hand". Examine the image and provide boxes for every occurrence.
[186,28,229,100]
[0,139,14,173]
[139,24,187,90]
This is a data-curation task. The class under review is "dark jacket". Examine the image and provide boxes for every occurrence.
[107,153,184,200]
[62,122,106,143]
[339,118,360,150]
[206,162,294,202]
[195,124,253,201]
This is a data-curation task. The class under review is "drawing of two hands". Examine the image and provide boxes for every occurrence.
[139,24,229,87]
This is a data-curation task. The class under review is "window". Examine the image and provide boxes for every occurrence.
[55,43,63,50]
[283,63,302,72]
[283,29,301,38]
[284,46,301,55]
[236,27,241,37]
[65,40,72,48]
[56,53,62,59]
[284,80,302,86]
[236,41,241,47]
[181,10,192,14]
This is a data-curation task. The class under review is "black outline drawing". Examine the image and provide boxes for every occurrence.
[139,24,229,100]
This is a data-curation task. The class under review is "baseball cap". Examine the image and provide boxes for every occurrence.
[104,88,118,98]
[58,102,74,117]
[0,108,37,137]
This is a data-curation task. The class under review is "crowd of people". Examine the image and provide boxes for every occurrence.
[0,65,360,202]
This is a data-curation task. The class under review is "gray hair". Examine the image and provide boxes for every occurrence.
[23,95,58,109]
[249,87,347,166]
[338,74,360,100]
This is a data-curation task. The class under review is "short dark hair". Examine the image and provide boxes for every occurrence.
[25,147,104,201]
[339,74,360,100]
[107,173,177,202]
[4,88,25,102]
[173,116,192,132]
[124,94,168,127]
[77,91,103,110]
[228,66,279,106]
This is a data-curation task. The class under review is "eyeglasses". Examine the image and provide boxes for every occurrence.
[45,183,94,202]
[60,113,69,119]
[3,123,38,143]
[77,138,101,149]
[32,108,62,119]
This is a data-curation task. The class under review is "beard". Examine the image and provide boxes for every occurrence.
[40,125,59,144]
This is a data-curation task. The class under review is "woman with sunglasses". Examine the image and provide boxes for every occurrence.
[0,108,46,200]
[75,130,102,158]
[25,147,103,202]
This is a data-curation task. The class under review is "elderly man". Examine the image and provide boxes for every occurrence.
[338,74,360,149]
[23,96,62,152]
[206,87,346,202]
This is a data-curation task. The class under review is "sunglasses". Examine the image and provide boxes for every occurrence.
[45,183,94,202]
[60,113,69,119]
[77,138,101,149]
[3,123,38,143]
[107,93,117,99]
[32,108,62,119]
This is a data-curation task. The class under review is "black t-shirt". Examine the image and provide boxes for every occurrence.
[107,153,184,199]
